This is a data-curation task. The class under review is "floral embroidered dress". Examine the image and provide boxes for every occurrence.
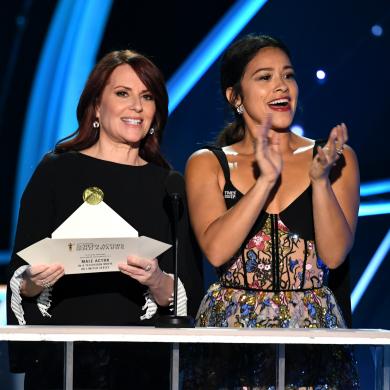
[184,146,359,390]
[198,206,339,330]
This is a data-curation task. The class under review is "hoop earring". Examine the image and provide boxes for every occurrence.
[93,120,100,128]
[149,127,155,135]
[236,105,244,115]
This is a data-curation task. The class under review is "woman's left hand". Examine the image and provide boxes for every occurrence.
[309,123,347,182]
[118,256,163,288]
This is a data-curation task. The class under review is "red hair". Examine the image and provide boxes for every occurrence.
[55,50,170,168]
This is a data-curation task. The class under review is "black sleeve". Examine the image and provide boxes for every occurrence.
[7,153,56,314]
[6,154,56,372]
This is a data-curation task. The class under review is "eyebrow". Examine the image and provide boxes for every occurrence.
[113,85,150,93]
[251,65,294,77]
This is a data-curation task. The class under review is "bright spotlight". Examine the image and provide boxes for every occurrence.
[371,24,383,37]
[316,70,326,80]
[291,125,304,136]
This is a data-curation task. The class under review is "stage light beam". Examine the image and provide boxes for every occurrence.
[167,0,268,114]
[351,230,390,312]
[360,179,390,197]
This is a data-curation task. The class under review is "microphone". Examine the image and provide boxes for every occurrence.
[165,170,183,223]
[156,171,194,328]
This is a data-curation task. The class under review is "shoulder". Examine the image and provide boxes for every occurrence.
[30,151,62,178]
[289,133,314,146]
[38,150,78,169]
[27,151,83,187]
[291,135,315,154]
[335,144,358,170]
[147,162,172,180]
[299,135,315,145]
[342,144,357,161]
[21,152,65,201]
[338,144,359,175]
[186,148,221,172]
[188,147,219,160]
[330,144,359,186]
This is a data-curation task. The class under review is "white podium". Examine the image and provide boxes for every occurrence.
[1,326,389,389]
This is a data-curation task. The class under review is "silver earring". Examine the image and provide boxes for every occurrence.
[93,120,100,128]
[149,127,155,135]
[236,105,244,115]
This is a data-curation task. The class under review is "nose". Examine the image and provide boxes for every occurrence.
[274,77,289,93]
[128,95,143,112]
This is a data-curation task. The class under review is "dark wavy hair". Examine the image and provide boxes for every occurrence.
[55,49,170,168]
[217,34,291,146]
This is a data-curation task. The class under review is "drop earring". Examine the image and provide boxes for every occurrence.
[236,105,244,115]
[93,120,100,128]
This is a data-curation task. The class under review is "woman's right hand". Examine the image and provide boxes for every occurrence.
[309,123,347,182]
[253,115,282,185]
[21,264,65,296]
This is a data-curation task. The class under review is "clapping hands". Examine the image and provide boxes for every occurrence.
[310,123,347,181]
[253,114,282,185]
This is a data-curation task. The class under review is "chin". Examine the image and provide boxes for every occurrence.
[122,131,147,144]
[125,138,144,146]
[272,120,293,131]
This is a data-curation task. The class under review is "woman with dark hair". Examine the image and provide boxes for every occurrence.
[7,49,203,389]
[184,35,359,388]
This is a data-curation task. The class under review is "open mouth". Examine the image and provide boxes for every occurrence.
[268,98,291,111]
[268,98,290,108]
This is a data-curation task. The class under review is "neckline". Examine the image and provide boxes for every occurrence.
[227,182,311,216]
[223,139,315,157]
[73,150,151,168]
[218,146,313,215]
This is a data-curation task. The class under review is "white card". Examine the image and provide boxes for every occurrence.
[17,201,171,274]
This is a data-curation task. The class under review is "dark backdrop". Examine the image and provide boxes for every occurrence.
[1,1,389,387]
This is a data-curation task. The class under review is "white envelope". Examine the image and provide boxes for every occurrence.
[17,201,172,274]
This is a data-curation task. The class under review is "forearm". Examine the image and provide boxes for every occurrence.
[198,177,275,266]
[312,179,354,268]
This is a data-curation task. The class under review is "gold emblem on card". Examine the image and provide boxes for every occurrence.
[83,187,104,205]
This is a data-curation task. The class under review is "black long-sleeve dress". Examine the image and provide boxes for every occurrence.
[7,151,204,389]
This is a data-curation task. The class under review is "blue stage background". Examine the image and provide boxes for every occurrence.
[0,1,389,388]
